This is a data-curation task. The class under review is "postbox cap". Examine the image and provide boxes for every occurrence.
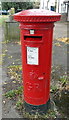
[14,9,61,22]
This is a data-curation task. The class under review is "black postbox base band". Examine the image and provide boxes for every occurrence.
[24,98,50,114]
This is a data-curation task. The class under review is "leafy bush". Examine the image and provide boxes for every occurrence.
[2,2,33,12]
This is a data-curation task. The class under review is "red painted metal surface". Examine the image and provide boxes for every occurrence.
[14,9,61,105]
[14,9,61,22]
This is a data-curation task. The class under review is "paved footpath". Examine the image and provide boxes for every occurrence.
[53,22,68,69]
[1,21,69,119]
[1,29,21,118]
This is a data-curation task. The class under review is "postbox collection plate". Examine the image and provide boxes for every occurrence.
[27,47,39,65]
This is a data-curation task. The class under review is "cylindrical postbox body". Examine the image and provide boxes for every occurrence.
[14,9,61,113]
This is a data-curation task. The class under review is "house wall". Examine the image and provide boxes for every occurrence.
[40,0,67,14]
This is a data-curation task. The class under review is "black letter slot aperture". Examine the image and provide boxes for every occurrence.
[24,36,42,42]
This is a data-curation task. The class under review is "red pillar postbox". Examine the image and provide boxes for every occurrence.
[14,9,61,113]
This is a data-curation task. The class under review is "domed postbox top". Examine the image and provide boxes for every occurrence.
[14,9,61,22]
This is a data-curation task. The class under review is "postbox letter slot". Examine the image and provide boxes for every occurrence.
[24,36,42,42]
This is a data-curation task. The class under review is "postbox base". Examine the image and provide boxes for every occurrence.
[24,99,50,114]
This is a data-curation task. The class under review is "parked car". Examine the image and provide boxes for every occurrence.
[0,10,9,15]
